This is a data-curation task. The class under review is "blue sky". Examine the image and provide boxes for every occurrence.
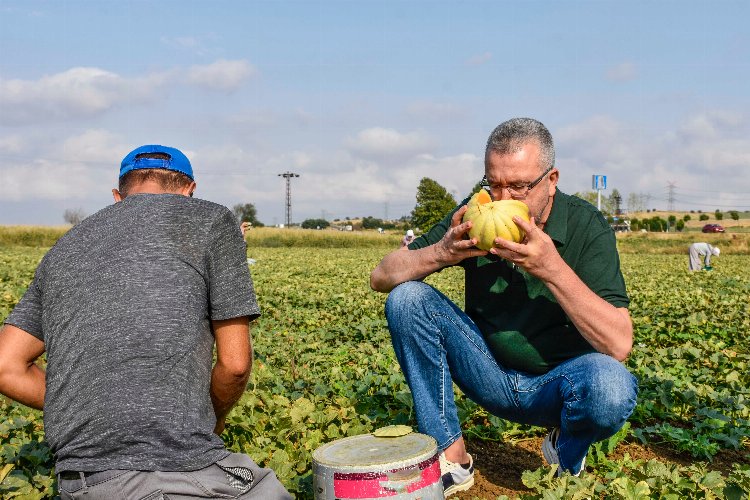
[1,0,749,225]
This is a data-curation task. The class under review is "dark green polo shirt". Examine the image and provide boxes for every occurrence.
[409,189,629,374]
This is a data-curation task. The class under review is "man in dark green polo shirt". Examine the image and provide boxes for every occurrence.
[371,118,637,497]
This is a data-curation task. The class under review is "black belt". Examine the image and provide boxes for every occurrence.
[59,470,102,481]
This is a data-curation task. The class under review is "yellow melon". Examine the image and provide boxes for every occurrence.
[462,199,530,250]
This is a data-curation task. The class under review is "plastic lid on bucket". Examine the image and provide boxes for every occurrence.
[313,433,437,468]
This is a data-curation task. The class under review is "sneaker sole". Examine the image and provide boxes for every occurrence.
[444,475,475,498]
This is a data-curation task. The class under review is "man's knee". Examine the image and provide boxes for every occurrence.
[575,354,638,432]
[385,281,434,318]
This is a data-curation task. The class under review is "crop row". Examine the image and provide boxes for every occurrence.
[0,246,748,498]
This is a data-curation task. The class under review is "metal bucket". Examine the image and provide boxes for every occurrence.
[312,432,442,499]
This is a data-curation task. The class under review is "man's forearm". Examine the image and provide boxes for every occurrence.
[210,362,250,429]
[0,362,46,410]
[0,325,47,410]
[370,246,443,293]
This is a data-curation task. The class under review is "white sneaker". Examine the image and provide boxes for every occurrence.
[440,452,474,497]
[541,428,586,476]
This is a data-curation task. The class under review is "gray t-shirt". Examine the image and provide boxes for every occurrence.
[5,193,260,473]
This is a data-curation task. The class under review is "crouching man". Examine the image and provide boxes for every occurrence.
[370,118,638,497]
[0,145,291,499]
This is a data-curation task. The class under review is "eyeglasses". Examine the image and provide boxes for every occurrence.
[480,165,554,200]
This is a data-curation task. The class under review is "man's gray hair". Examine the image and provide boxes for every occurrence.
[485,117,555,172]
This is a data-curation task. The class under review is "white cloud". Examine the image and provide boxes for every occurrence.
[605,62,637,82]
[346,127,434,159]
[0,134,25,155]
[0,129,129,202]
[0,67,169,125]
[465,52,493,67]
[554,112,750,210]
[186,59,256,92]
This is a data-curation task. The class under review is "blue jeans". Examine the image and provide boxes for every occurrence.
[385,281,638,474]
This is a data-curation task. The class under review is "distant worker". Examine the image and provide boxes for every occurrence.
[401,229,415,247]
[688,242,720,271]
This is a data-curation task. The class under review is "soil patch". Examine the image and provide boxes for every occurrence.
[452,437,750,499]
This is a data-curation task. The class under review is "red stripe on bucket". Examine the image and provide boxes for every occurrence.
[333,454,440,498]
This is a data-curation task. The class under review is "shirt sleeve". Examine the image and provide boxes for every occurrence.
[407,198,468,250]
[4,266,45,341]
[206,209,261,321]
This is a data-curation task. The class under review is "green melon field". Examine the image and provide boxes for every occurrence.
[1,229,749,499]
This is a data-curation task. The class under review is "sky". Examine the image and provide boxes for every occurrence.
[1,0,749,226]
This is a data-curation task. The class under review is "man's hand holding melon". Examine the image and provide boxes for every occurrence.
[461,189,562,280]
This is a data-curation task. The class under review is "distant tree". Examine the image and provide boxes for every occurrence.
[362,216,395,230]
[232,203,264,227]
[683,214,691,222]
[301,218,330,229]
[715,210,723,221]
[676,220,685,232]
[574,191,600,207]
[699,214,710,221]
[470,181,486,196]
[729,210,740,221]
[647,216,667,232]
[627,193,647,213]
[63,208,86,226]
[361,216,378,229]
[668,215,677,227]
[411,178,456,230]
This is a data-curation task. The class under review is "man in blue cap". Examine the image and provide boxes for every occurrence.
[0,145,291,499]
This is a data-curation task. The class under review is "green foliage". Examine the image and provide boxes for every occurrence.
[410,177,456,231]
[245,227,400,248]
[0,401,56,498]
[0,227,68,248]
[470,181,485,196]
[515,458,750,499]
[676,220,685,232]
[1,245,749,498]
[700,214,711,221]
[300,218,330,229]
[730,211,740,222]
[574,190,600,207]
[684,214,692,222]
[716,210,724,221]
[646,216,668,232]
[232,203,264,227]
[360,216,395,230]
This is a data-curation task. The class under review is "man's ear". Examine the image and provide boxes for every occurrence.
[112,188,123,202]
[547,168,559,195]
[181,181,197,197]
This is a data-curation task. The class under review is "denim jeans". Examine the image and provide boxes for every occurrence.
[385,281,638,474]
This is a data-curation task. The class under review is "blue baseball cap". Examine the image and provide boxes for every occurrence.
[119,145,194,180]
